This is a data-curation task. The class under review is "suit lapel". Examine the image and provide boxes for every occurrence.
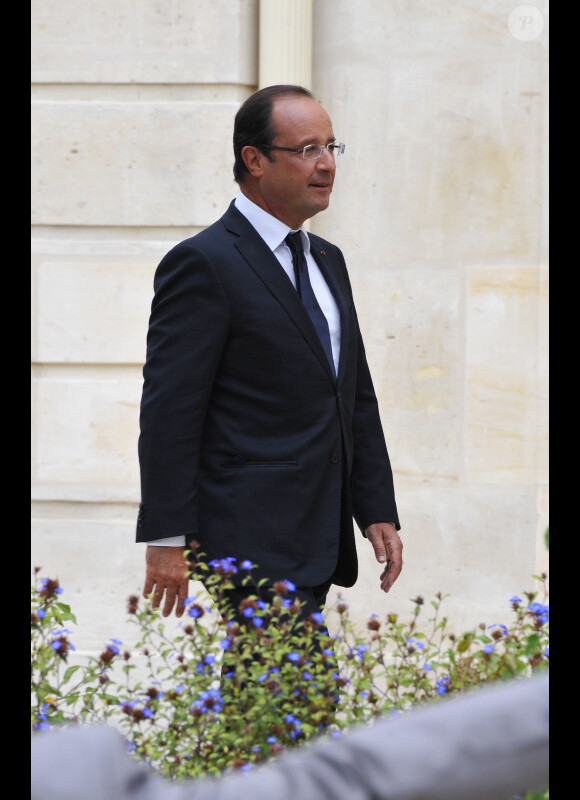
[222,203,339,385]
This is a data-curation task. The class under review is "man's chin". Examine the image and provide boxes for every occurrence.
[308,196,331,216]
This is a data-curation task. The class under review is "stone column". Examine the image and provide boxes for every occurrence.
[259,0,313,89]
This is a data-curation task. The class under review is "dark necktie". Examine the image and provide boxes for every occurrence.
[286,232,336,378]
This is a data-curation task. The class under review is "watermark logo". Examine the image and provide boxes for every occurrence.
[508,5,545,41]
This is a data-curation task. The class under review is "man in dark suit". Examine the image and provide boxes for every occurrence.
[136,84,403,631]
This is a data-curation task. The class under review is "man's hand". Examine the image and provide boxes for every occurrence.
[143,545,190,617]
[365,522,403,593]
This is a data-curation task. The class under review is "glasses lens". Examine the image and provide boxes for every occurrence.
[302,143,345,159]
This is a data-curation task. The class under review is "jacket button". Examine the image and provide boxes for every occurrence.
[330,452,341,464]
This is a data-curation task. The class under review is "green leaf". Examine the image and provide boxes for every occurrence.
[63,665,81,683]
[525,633,541,654]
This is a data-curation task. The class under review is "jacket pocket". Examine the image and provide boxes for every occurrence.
[221,459,299,468]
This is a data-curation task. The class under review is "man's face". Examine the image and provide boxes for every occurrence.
[251,95,338,229]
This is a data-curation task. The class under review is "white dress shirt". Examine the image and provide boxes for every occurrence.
[147,193,341,547]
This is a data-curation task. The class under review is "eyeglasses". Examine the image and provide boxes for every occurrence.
[258,142,346,160]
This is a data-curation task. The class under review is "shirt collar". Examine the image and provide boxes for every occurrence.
[234,192,310,255]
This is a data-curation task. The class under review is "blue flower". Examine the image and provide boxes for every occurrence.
[510,595,522,604]
[243,606,255,618]
[36,608,46,618]
[241,560,253,570]
[191,688,223,714]
[283,579,296,592]
[311,612,324,624]
[219,638,231,650]
[487,623,508,635]
[40,578,63,595]
[209,557,238,575]
[287,652,301,662]
[483,644,494,654]
[252,617,264,627]
[267,736,277,743]
[50,640,63,650]
[529,602,549,623]
[142,707,154,718]
[356,644,368,659]
[423,663,432,671]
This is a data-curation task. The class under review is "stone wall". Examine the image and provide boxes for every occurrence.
[31,0,548,656]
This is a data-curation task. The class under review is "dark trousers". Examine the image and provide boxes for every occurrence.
[208,577,340,728]
[222,579,332,631]
[205,576,336,677]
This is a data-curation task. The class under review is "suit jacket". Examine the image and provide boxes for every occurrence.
[31,672,549,800]
[136,200,399,588]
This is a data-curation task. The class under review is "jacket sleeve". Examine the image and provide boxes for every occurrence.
[328,240,400,534]
[349,304,400,534]
[136,240,230,543]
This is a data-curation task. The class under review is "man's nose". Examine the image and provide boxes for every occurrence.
[316,147,336,170]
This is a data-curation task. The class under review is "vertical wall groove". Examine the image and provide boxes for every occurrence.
[259,0,313,89]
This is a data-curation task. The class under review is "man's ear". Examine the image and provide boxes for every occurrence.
[241,145,266,178]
